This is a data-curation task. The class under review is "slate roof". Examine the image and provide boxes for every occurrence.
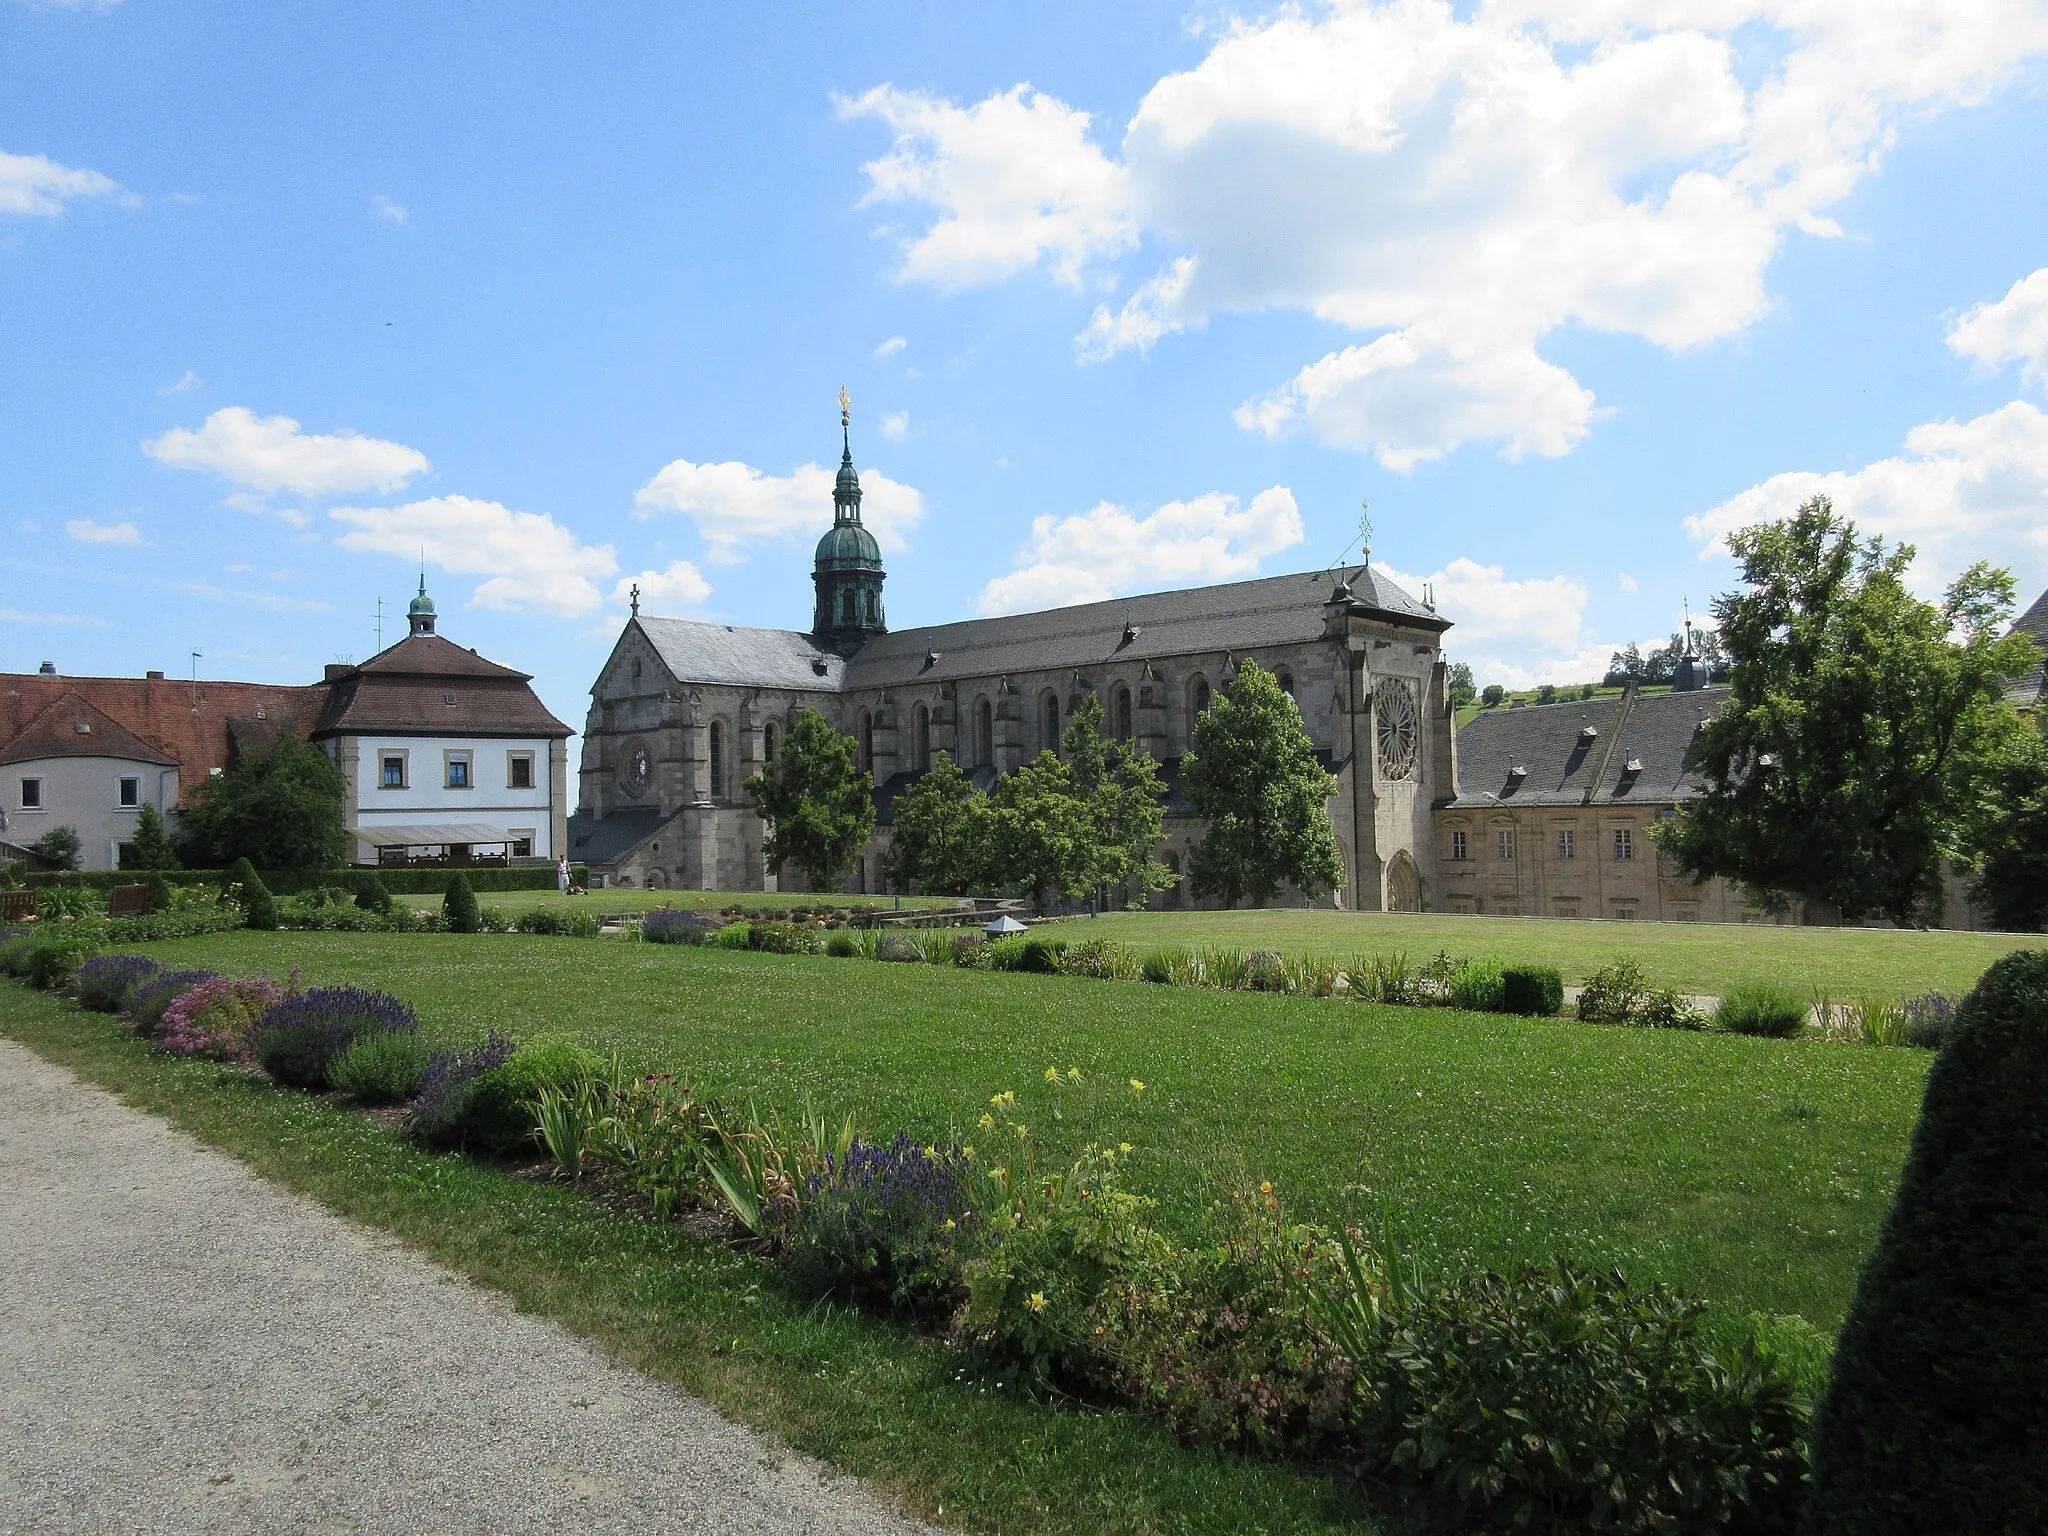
[1446,688,1731,810]
[314,633,572,739]
[2007,586,2048,707]
[0,693,178,767]
[567,806,666,865]
[635,617,846,692]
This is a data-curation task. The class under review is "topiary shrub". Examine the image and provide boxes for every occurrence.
[439,1037,604,1155]
[353,874,392,914]
[329,1030,432,1104]
[74,954,161,1012]
[642,908,717,945]
[249,985,419,1090]
[442,873,480,934]
[1369,1261,1809,1535]
[1717,982,1809,1038]
[1500,965,1564,1016]
[1806,950,2048,1535]
[144,873,175,914]
[875,933,925,963]
[219,856,277,930]
[1449,959,1507,1012]
[122,969,222,1036]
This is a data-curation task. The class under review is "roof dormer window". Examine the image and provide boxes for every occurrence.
[443,692,457,706]
[73,722,90,734]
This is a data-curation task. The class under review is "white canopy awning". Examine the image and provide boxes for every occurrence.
[348,824,518,849]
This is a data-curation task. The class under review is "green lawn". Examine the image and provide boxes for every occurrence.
[0,930,1947,1533]
[1064,907,2037,1000]
[393,887,958,916]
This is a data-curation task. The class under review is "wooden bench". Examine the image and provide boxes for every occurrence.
[0,890,32,924]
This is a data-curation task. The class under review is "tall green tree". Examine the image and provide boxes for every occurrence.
[120,803,181,870]
[882,751,987,895]
[27,825,82,871]
[1446,661,1476,710]
[746,709,876,892]
[1182,658,1344,907]
[1060,694,1171,906]
[174,732,349,872]
[1958,712,2048,932]
[981,751,1089,909]
[1654,497,2036,925]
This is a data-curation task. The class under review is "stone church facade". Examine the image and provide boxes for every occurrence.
[568,412,1458,910]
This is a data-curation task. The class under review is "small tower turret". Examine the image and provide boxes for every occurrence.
[407,573,437,637]
[811,387,887,655]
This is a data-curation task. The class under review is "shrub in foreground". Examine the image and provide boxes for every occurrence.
[156,975,284,1063]
[1578,957,1707,1028]
[409,1030,517,1147]
[787,1133,973,1320]
[746,920,823,956]
[1448,958,1506,1012]
[329,1030,433,1104]
[442,873,481,934]
[1807,950,2048,1534]
[1368,1260,1808,1535]
[26,935,94,990]
[0,930,33,978]
[1718,982,1809,1038]
[122,969,223,1036]
[353,874,392,914]
[250,985,419,1090]
[74,954,162,1012]
[825,932,860,958]
[432,1036,602,1154]
[875,933,925,963]
[1058,938,1140,981]
[1500,964,1565,1016]
[1901,990,1957,1050]
[221,857,277,931]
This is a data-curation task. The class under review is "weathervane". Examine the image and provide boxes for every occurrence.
[1359,499,1373,564]
[839,384,851,428]
[629,583,641,618]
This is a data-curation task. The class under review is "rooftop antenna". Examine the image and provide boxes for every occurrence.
[375,595,385,653]
[188,651,203,713]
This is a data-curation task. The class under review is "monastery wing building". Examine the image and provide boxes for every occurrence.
[570,408,1458,909]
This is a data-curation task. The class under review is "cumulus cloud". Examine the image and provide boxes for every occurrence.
[0,148,119,217]
[878,410,911,442]
[615,560,712,614]
[159,370,203,396]
[977,486,1303,616]
[837,83,1136,288]
[329,495,619,618]
[66,518,143,545]
[633,456,926,563]
[1685,400,2048,593]
[372,194,408,224]
[1949,266,2048,387]
[846,1,2048,467]
[145,407,430,498]
[873,335,908,358]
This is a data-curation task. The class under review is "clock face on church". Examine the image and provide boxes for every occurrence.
[622,744,652,796]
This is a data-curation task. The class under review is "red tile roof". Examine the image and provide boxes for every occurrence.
[0,692,178,768]
[313,633,572,738]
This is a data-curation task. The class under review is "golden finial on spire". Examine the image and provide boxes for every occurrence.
[838,385,851,428]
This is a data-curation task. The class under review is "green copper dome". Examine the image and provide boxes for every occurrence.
[814,518,882,568]
[408,575,435,617]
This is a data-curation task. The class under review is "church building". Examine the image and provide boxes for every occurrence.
[569,401,1459,910]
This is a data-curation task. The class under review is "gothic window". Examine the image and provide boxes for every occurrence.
[709,723,725,798]
[913,703,930,771]
[859,708,874,773]
[841,588,856,625]
[763,722,777,763]
[975,696,993,767]
[1372,676,1420,781]
[1187,676,1211,742]
[1042,693,1060,754]
[623,743,652,797]
[1112,683,1133,740]
[1274,666,1295,698]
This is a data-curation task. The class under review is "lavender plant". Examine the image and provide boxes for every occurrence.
[249,984,419,1090]
[74,954,162,1012]
[788,1132,975,1319]
[122,969,224,1037]
[641,908,719,945]
[1901,990,1957,1049]
[409,1030,516,1147]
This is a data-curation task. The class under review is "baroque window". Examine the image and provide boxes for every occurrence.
[1495,829,1515,861]
[1613,827,1635,861]
[1372,676,1420,782]
[1555,828,1574,860]
[1449,829,1467,861]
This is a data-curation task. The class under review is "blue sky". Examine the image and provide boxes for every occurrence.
[5,0,2047,735]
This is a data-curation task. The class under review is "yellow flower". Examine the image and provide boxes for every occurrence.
[962,1145,974,1159]
[979,1112,995,1130]
[1130,1079,1146,1095]
[1045,1066,1060,1082]
[1015,1122,1029,1140]
[1025,1292,1046,1313]
[941,1217,957,1232]
[924,1144,939,1160]
[1066,1067,1081,1082]
[1119,1142,1132,1154]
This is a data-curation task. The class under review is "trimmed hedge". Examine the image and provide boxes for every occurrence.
[1806,949,2048,1534]
[1500,965,1565,1017]
[27,865,586,897]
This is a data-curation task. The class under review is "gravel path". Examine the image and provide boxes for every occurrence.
[0,1038,943,1536]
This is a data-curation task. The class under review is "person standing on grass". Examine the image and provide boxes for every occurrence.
[557,854,570,895]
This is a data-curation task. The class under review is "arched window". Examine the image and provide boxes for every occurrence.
[1274,666,1295,699]
[763,721,777,764]
[1188,676,1212,742]
[1161,850,1183,910]
[858,708,874,773]
[841,588,856,625]
[709,722,725,798]
[1042,692,1060,753]
[865,590,878,623]
[975,696,993,767]
[1112,683,1133,740]
[913,703,930,771]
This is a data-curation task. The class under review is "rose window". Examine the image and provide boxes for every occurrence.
[1373,677,1420,782]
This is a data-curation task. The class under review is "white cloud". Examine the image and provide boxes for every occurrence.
[1380,555,1619,690]
[159,370,203,396]
[848,1,2048,467]
[1949,266,2048,387]
[372,194,408,224]
[0,148,119,217]
[145,407,430,498]
[615,560,712,613]
[633,457,926,563]
[1685,399,2048,594]
[878,410,911,442]
[0,609,104,627]
[66,517,143,546]
[873,335,908,358]
[329,495,619,618]
[977,486,1303,615]
[1618,572,1639,593]
[837,83,1136,288]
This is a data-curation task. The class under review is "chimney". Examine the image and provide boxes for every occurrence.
[324,664,350,682]
[38,661,56,676]
[146,670,166,681]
